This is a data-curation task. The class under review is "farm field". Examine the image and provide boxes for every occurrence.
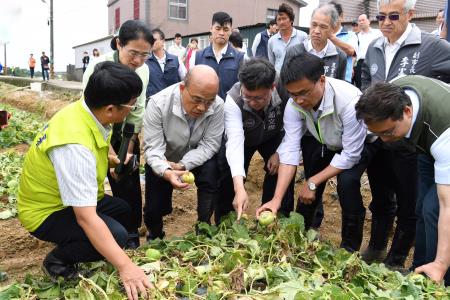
[0,82,447,299]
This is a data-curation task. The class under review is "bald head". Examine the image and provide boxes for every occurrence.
[180,65,220,118]
[184,65,219,92]
[358,14,370,31]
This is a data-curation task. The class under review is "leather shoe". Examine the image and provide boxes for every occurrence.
[42,250,77,279]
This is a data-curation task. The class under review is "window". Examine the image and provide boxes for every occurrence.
[169,0,187,20]
[133,0,139,20]
[197,36,209,49]
[115,7,120,31]
[266,8,277,23]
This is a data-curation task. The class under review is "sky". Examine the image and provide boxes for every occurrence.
[0,0,108,72]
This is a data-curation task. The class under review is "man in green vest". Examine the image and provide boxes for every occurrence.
[355,75,450,285]
[18,61,152,299]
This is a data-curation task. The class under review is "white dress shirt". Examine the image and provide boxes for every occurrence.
[306,39,328,58]
[357,28,383,60]
[384,23,412,78]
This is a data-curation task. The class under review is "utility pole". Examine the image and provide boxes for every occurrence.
[49,0,54,79]
[42,0,54,79]
[3,42,8,75]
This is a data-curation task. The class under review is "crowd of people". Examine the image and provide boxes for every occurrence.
[15,1,450,299]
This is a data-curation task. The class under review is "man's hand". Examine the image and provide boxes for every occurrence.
[233,188,249,220]
[163,169,190,190]
[266,152,280,175]
[256,199,281,218]
[167,161,185,171]
[298,183,316,205]
[118,261,153,300]
[415,261,448,283]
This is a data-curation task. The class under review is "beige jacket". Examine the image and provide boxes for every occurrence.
[143,83,224,176]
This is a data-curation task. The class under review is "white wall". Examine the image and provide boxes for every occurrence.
[74,37,113,69]
[299,0,319,27]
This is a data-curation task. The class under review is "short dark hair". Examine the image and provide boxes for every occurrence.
[212,11,232,26]
[280,52,324,85]
[174,33,182,38]
[267,19,277,28]
[355,82,412,123]
[229,31,243,48]
[278,3,295,22]
[239,58,276,90]
[328,1,343,16]
[190,38,198,43]
[110,20,154,50]
[152,28,165,40]
[84,61,143,109]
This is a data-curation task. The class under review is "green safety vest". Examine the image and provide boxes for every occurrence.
[18,100,110,232]
[393,75,450,154]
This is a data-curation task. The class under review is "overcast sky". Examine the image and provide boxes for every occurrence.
[0,0,108,72]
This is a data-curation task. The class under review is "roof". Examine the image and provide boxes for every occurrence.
[73,35,115,49]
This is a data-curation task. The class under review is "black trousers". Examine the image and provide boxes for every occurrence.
[215,132,295,223]
[32,195,131,264]
[144,156,219,230]
[30,67,34,78]
[107,134,142,233]
[353,59,364,90]
[297,136,378,229]
[366,142,417,233]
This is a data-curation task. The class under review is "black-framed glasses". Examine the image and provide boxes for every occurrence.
[376,14,401,21]
[185,88,215,107]
[239,88,270,103]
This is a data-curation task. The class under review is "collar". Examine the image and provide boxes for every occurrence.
[213,43,228,59]
[404,89,419,138]
[204,43,237,60]
[306,39,329,57]
[336,26,349,36]
[384,23,412,47]
[81,100,111,141]
[171,83,216,123]
[276,28,297,40]
[374,23,421,50]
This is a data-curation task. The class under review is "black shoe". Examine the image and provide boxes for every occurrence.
[125,232,140,249]
[146,231,165,241]
[383,227,415,268]
[42,250,77,279]
[361,217,394,263]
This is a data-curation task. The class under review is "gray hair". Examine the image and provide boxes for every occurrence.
[312,4,340,28]
[377,0,416,12]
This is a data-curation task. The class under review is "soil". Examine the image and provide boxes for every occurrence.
[0,82,412,287]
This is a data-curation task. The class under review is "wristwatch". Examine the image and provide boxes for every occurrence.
[307,180,317,191]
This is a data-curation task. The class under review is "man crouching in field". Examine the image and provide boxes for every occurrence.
[17,61,151,300]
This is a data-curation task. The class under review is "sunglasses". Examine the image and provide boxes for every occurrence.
[376,14,401,21]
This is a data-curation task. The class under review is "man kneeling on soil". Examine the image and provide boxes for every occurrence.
[143,65,224,240]
[257,52,376,253]
[355,75,450,285]
[18,61,151,300]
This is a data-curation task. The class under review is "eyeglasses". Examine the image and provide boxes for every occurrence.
[240,88,270,103]
[372,122,399,137]
[120,103,138,111]
[185,88,215,107]
[376,13,402,21]
[122,46,151,59]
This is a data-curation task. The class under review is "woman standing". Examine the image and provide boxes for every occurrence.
[82,20,154,249]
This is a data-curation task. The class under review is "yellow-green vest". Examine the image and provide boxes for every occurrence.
[18,100,111,232]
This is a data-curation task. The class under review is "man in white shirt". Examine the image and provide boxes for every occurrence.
[215,58,294,223]
[257,52,374,253]
[353,14,382,89]
[355,75,450,285]
[168,33,186,61]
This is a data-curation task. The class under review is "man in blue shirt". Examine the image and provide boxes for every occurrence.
[145,28,186,99]
[195,11,244,100]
